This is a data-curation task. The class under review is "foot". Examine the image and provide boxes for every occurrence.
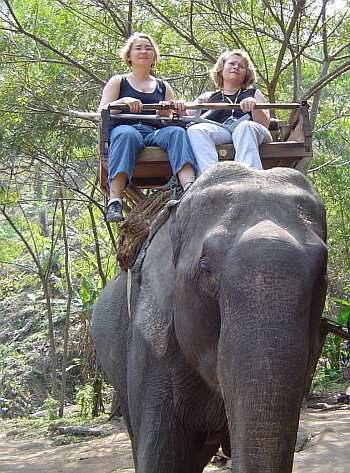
[105,200,124,223]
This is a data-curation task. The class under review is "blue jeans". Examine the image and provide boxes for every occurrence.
[108,123,197,184]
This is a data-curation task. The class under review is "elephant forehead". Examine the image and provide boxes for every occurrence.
[184,180,316,215]
[180,180,324,240]
[195,162,316,194]
[187,163,321,205]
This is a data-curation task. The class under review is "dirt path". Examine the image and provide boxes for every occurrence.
[293,408,350,472]
[0,407,349,473]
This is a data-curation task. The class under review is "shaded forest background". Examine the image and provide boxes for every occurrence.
[0,0,349,417]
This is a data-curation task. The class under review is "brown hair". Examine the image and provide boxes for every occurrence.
[210,50,256,89]
[120,32,160,68]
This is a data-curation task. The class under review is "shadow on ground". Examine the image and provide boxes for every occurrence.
[0,407,349,473]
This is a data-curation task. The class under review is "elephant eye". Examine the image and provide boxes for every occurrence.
[198,257,218,299]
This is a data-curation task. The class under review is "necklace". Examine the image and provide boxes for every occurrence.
[222,89,241,116]
[221,89,241,103]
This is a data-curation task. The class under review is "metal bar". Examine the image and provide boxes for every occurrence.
[107,113,224,126]
[111,114,183,121]
[105,113,239,133]
[108,102,301,112]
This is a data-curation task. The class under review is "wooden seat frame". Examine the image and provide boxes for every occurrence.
[99,102,312,193]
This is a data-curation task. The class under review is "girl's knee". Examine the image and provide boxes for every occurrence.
[169,126,187,138]
[233,120,257,139]
[155,126,186,144]
[236,120,254,131]
[187,124,209,138]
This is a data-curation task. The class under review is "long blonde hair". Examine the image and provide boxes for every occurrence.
[210,50,256,89]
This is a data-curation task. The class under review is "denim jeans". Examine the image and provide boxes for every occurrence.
[187,120,272,175]
[108,123,197,184]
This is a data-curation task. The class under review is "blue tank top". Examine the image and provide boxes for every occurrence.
[113,76,166,126]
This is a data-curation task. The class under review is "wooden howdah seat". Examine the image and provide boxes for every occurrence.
[99,102,312,193]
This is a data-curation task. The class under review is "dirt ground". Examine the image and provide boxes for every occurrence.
[0,406,349,473]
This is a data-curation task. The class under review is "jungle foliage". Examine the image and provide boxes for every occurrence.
[0,0,349,415]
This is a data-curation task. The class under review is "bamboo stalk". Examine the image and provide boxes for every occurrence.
[108,102,301,111]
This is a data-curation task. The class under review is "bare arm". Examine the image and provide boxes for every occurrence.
[97,75,143,113]
[164,81,174,100]
[186,91,214,116]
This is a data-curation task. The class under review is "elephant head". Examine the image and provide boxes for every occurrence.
[169,162,327,472]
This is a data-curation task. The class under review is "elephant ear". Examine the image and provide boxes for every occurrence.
[132,217,177,357]
[304,264,328,395]
[169,200,192,268]
[303,193,328,394]
[92,273,129,388]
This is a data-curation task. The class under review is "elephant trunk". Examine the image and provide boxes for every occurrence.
[218,241,312,473]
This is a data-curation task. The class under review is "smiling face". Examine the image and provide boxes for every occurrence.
[221,54,247,88]
[127,38,155,67]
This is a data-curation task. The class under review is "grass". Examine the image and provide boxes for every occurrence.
[310,371,349,396]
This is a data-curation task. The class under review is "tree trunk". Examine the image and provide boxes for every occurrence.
[88,204,107,288]
[42,281,58,398]
[92,370,104,417]
[59,188,73,417]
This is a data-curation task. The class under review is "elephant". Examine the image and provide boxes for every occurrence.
[92,162,327,473]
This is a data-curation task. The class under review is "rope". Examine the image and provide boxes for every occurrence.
[116,181,180,270]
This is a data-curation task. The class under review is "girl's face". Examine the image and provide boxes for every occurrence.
[221,54,247,85]
[128,38,155,67]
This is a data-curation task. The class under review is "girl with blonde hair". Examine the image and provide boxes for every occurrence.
[187,50,272,174]
[98,32,196,223]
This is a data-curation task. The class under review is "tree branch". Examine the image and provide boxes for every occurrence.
[95,0,129,38]
[142,0,217,63]
[0,206,43,278]
[270,0,306,91]
[3,0,105,85]
[303,60,350,100]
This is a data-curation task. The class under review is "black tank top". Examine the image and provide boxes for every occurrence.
[202,88,256,123]
[116,76,166,125]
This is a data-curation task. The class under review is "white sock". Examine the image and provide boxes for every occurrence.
[108,197,123,206]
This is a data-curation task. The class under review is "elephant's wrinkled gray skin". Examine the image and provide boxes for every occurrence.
[92,162,327,473]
